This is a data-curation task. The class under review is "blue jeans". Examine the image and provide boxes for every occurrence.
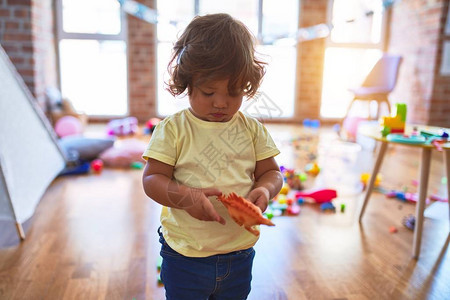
[158,228,255,300]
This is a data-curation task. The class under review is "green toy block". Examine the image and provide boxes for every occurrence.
[394,103,407,122]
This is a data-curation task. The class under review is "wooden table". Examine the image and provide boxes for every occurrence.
[358,124,450,259]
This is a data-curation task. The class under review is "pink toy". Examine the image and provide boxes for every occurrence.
[99,138,147,168]
[294,189,338,203]
[429,194,448,202]
[107,117,138,136]
[286,205,301,215]
[55,115,83,137]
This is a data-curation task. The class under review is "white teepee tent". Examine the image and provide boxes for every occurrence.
[0,44,66,240]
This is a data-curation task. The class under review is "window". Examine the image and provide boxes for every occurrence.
[320,0,385,119]
[156,0,298,119]
[56,0,128,116]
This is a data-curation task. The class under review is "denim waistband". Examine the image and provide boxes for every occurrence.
[157,226,254,258]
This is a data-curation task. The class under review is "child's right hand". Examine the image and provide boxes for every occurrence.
[184,188,226,225]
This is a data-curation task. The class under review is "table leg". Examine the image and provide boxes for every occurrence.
[359,141,388,222]
[412,148,432,259]
[443,150,450,227]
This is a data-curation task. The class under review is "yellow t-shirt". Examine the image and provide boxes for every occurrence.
[142,109,280,257]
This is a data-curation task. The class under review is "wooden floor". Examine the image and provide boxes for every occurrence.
[0,124,449,300]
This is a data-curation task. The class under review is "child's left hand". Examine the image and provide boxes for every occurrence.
[246,187,270,213]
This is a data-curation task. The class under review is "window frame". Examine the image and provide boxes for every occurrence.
[325,0,388,50]
[156,0,299,121]
[55,0,129,118]
[319,0,388,120]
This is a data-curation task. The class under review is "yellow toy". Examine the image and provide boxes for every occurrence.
[360,173,382,187]
[279,183,290,195]
[305,162,320,176]
[380,103,407,137]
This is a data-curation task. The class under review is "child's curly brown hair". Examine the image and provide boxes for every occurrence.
[166,13,266,98]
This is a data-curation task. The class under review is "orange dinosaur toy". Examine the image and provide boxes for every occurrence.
[217,193,275,236]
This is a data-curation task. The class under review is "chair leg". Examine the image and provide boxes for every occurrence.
[375,98,391,120]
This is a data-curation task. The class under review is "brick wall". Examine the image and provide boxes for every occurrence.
[389,0,449,127]
[295,0,328,121]
[430,0,450,127]
[0,0,56,108]
[127,0,157,122]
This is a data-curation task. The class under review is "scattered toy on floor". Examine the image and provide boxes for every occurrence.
[144,117,162,134]
[295,189,338,203]
[360,172,382,188]
[107,116,138,136]
[402,214,415,230]
[90,159,104,173]
[279,183,290,195]
[286,205,301,216]
[280,166,306,190]
[304,162,320,176]
[303,118,321,128]
[389,226,398,233]
[320,202,336,212]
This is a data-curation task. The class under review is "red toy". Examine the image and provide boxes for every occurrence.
[294,189,338,203]
[91,159,104,173]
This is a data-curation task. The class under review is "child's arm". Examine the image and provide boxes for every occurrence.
[142,158,226,224]
[247,157,283,212]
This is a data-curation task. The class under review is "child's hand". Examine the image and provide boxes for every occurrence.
[184,188,226,225]
[246,187,270,213]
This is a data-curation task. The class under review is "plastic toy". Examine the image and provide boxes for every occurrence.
[389,226,398,233]
[156,256,163,285]
[270,202,289,211]
[218,193,275,236]
[286,205,301,215]
[54,115,83,138]
[130,161,144,169]
[386,190,430,204]
[145,117,162,134]
[320,202,336,212]
[59,161,90,176]
[279,183,290,195]
[295,189,338,203]
[340,203,346,213]
[264,210,274,220]
[402,214,415,230]
[304,162,320,176]
[281,167,306,190]
[303,118,320,128]
[360,173,382,188]
[107,117,138,136]
[380,103,407,136]
[90,159,104,173]
[386,134,426,144]
[429,194,448,202]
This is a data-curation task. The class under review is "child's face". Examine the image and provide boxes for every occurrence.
[189,79,243,122]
